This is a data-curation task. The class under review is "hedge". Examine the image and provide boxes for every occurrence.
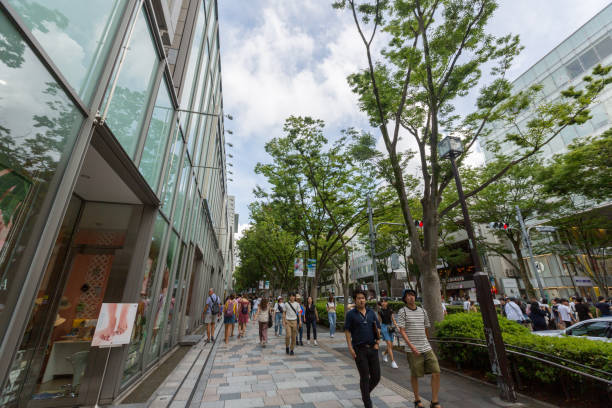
[434,313,612,402]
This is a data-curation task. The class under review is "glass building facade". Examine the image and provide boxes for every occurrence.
[0,0,232,406]
[481,4,612,161]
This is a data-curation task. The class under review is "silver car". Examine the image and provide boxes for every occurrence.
[533,316,612,342]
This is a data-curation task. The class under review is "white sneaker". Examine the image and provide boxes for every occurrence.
[382,353,388,363]
[331,334,334,338]
[391,360,398,369]
[314,340,318,346]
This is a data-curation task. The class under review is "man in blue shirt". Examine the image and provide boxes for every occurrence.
[345,289,381,408]
[203,288,221,343]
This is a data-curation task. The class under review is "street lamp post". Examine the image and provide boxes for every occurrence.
[438,136,517,403]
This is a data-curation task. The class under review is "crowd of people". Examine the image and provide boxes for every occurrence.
[455,293,611,331]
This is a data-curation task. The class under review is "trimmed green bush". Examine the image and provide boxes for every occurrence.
[316,302,345,330]
[434,313,612,391]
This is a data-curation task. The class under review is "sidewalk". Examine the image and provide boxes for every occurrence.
[193,320,419,408]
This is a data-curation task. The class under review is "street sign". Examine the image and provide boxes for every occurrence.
[294,258,304,277]
[264,280,270,289]
[390,253,400,270]
[307,258,316,278]
[258,280,264,289]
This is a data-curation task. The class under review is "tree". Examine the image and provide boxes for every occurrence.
[333,0,611,323]
[462,158,558,299]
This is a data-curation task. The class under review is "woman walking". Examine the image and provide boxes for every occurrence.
[254,298,271,347]
[223,294,236,344]
[378,298,399,368]
[237,294,250,338]
[305,296,319,345]
[529,301,548,331]
[274,296,284,336]
[296,295,305,346]
[326,295,337,337]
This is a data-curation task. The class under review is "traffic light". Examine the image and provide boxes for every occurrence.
[414,220,423,228]
[488,222,509,230]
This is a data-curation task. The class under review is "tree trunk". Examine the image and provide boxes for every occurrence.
[509,236,536,299]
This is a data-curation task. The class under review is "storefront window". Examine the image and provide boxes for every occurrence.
[139,82,174,192]
[146,231,178,364]
[0,11,83,347]
[104,7,159,158]
[172,160,190,230]
[122,214,167,384]
[5,0,127,104]
[179,0,206,109]
[163,242,186,352]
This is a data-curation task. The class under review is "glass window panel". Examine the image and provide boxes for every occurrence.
[595,36,612,60]
[104,7,159,158]
[146,230,178,363]
[161,126,183,214]
[163,242,186,351]
[206,15,216,46]
[550,66,570,88]
[172,159,190,230]
[6,0,127,104]
[179,1,205,109]
[139,82,173,191]
[566,58,583,79]
[0,11,83,348]
[122,214,167,384]
[579,48,599,71]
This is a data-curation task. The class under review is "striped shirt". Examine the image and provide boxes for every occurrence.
[396,306,432,353]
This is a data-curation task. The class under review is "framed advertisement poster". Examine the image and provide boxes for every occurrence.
[91,303,138,347]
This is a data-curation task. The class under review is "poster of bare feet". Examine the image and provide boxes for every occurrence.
[92,303,138,347]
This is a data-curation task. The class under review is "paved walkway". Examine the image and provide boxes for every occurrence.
[193,320,419,408]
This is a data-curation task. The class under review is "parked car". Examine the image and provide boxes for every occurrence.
[533,316,612,342]
[334,296,353,304]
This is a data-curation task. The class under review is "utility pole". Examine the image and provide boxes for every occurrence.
[515,206,547,300]
[367,196,380,299]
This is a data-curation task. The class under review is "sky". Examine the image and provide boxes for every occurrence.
[218,0,610,236]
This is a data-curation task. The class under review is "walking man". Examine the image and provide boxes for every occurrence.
[283,292,301,355]
[397,289,442,408]
[344,289,381,408]
[203,288,221,342]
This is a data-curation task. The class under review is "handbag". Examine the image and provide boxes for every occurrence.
[267,309,273,328]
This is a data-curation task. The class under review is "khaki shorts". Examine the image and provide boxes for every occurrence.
[406,349,440,377]
[204,313,215,324]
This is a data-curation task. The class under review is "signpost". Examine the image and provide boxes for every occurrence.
[307,259,316,278]
[294,258,304,277]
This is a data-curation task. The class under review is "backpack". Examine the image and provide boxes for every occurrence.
[209,295,220,315]
[224,301,234,317]
[241,303,249,315]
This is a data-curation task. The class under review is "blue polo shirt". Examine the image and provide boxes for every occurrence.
[344,307,380,347]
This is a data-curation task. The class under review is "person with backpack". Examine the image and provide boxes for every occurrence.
[203,288,221,343]
[237,294,251,338]
[397,289,442,408]
[223,294,236,344]
[254,298,272,347]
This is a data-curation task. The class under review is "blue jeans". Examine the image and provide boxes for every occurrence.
[328,312,337,336]
[275,312,283,335]
[297,322,303,343]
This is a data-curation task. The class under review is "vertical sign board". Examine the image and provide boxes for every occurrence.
[259,280,264,289]
[294,258,304,277]
[307,259,316,278]
[264,281,270,289]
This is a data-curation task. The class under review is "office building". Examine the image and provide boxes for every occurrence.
[0,0,230,405]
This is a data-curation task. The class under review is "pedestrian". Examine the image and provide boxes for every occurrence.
[254,298,271,347]
[327,295,337,337]
[305,296,319,346]
[378,298,399,369]
[463,296,471,312]
[237,294,250,338]
[569,296,578,321]
[223,294,236,344]
[203,288,221,343]
[344,289,381,408]
[469,300,477,313]
[558,299,575,329]
[504,297,527,326]
[296,295,304,346]
[252,295,259,319]
[595,296,611,317]
[498,298,507,317]
[440,294,447,317]
[551,298,561,329]
[274,296,284,336]
[283,292,301,355]
[574,297,593,321]
[528,301,548,331]
[397,289,442,408]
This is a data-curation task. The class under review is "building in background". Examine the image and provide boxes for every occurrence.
[479,4,612,299]
[0,0,231,405]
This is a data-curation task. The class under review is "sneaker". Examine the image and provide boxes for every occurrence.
[314,340,318,346]
[290,350,294,356]
[383,353,388,363]
[286,347,289,354]
[331,334,334,338]
[391,360,398,369]
[211,337,215,342]
[300,340,304,346]
[308,340,312,345]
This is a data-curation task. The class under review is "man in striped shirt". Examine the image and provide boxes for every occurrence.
[397,289,442,408]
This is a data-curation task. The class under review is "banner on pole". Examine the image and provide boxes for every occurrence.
[307,258,316,278]
[265,280,270,289]
[294,258,304,277]
[259,280,264,289]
